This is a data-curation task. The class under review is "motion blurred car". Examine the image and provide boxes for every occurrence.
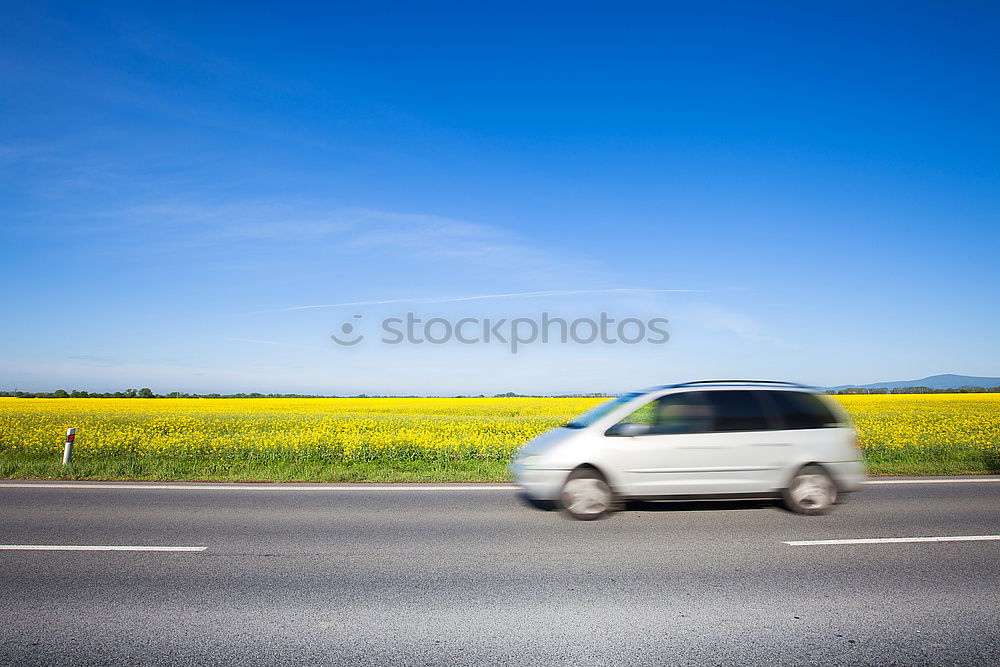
[510,380,866,519]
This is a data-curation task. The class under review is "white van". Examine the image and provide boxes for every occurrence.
[510,380,866,519]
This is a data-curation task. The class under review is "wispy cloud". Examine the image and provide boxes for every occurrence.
[112,201,352,242]
[223,337,326,352]
[223,337,288,346]
[0,142,59,167]
[87,201,607,283]
[685,303,790,346]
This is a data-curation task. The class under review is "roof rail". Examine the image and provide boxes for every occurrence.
[664,379,817,390]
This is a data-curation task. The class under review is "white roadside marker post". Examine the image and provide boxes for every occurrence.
[62,428,76,465]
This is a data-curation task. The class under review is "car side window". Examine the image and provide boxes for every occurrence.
[702,390,772,432]
[614,393,712,434]
[766,391,841,429]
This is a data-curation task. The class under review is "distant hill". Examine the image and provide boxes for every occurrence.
[830,374,1000,391]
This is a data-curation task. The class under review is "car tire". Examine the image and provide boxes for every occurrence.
[783,465,838,515]
[559,468,613,520]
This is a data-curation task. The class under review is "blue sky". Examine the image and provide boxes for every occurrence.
[1,1,998,395]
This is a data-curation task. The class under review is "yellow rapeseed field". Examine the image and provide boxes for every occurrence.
[0,395,997,470]
[0,397,597,462]
[835,393,1000,466]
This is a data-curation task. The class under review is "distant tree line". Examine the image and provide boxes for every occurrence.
[830,386,1000,395]
[0,388,326,399]
[0,389,615,399]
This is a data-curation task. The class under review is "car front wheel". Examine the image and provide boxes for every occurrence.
[783,465,838,515]
[559,469,613,520]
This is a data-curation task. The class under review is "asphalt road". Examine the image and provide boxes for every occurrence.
[1,478,998,666]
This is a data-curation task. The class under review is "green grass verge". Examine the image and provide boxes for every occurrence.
[0,453,995,482]
[864,461,996,476]
[0,454,512,483]
[862,445,999,476]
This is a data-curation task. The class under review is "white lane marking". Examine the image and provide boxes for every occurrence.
[866,478,1000,484]
[0,545,207,552]
[0,483,517,491]
[785,535,1000,546]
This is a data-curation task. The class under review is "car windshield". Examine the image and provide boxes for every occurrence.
[564,393,643,429]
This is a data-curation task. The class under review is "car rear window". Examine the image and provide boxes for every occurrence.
[765,390,841,429]
[701,390,771,432]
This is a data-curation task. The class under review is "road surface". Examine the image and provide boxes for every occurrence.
[1,477,998,665]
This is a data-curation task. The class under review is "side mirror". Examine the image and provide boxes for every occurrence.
[605,422,651,437]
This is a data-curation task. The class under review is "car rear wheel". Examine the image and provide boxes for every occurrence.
[559,469,613,520]
[783,465,837,515]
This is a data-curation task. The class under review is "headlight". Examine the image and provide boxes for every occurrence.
[520,454,542,466]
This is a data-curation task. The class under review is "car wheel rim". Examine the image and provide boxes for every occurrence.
[791,473,835,509]
[562,478,609,516]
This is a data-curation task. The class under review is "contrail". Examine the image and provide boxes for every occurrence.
[248,288,707,315]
